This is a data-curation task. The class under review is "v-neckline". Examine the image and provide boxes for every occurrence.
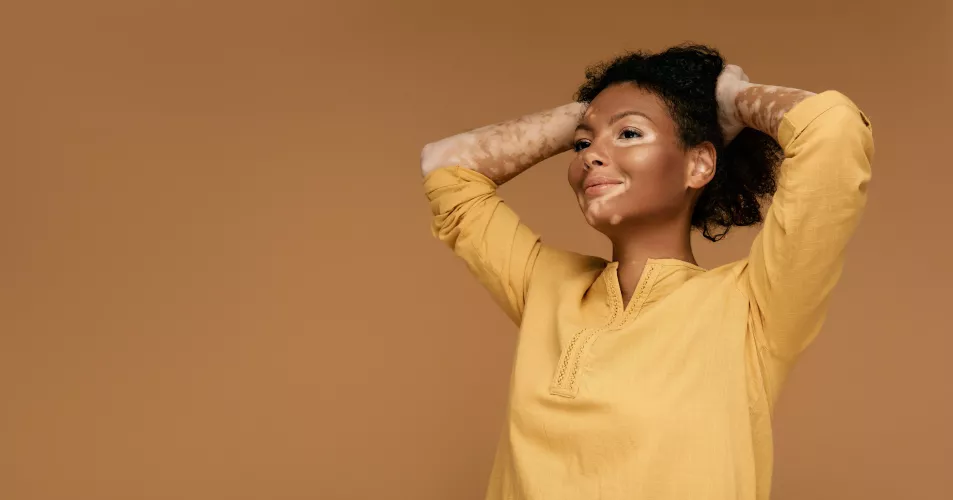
[605,258,706,322]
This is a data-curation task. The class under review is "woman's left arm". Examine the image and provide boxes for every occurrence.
[719,66,875,360]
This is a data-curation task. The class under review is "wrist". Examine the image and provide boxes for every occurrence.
[733,84,816,140]
[732,82,757,125]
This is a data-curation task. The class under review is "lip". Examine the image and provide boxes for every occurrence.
[583,176,625,196]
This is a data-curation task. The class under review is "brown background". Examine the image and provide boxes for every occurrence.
[3,1,952,499]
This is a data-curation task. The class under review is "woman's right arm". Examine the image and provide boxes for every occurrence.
[420,103,586,324]
[420,102,586,183]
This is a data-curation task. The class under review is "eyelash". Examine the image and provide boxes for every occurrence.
[573,128,643,152]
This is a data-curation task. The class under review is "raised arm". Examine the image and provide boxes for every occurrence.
[420,102,587,324]
[715,64,816,143]
[421,102,586,184]
[717,65,875,360]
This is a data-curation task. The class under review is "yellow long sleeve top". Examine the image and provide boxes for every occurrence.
[423,91,874,500]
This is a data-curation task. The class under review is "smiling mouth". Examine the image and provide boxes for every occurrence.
[584,182,625,197]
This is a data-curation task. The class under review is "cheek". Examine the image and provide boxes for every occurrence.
[568,161,586,209]
[618,144,674,175]
[614,146,686,210]
[625,145,685,186]
[567,157,586,188]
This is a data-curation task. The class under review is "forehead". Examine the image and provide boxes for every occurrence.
[584,83,669,123]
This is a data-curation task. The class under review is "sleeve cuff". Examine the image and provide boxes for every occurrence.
[778,90,873,147]
[422,165,498,202]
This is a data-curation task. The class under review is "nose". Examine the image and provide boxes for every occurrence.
[582,145,609,170]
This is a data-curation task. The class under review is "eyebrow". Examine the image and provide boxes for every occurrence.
[575,110,654,133]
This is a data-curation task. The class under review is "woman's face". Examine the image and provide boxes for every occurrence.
[568,83,712,233]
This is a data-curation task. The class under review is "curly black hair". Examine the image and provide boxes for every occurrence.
[575,44,782,242]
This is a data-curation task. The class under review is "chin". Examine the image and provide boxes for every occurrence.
[583,210,628,232]
[577,189,637,231]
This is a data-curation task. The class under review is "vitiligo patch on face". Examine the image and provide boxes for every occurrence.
[584,182,629,225]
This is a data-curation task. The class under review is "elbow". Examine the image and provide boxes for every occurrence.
[807,106,875,188]
[420,143,435,177]
[828,104,876,165]
[420,140,452,178]
[421,137,467,177]
[844,113,875,186]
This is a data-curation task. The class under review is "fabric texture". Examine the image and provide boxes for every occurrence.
[423,91,874,500]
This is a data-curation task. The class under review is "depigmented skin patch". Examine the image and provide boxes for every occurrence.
[420,77,815,236]
[421,102,587,184]
[734,84,815,140]
[568,84,693,232]
[581,180,629,220]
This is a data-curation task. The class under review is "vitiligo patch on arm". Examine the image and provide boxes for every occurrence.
[735,85,816,141]
[421,102,586,185]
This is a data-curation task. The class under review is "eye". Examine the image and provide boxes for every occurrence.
[620,128,643,140]
[573,139,590,152]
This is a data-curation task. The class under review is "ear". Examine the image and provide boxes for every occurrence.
[686,141,716,189]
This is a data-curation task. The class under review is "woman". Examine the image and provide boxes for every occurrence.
[420,44,873,499]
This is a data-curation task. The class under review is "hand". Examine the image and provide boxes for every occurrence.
[716,64,752,144]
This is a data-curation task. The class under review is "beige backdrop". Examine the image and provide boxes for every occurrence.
[3,1,952,499]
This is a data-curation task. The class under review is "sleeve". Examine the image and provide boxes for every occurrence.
[740,91,874,359]
[423,165,544,324]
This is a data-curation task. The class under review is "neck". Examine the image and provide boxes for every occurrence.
[608,217,696,306]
